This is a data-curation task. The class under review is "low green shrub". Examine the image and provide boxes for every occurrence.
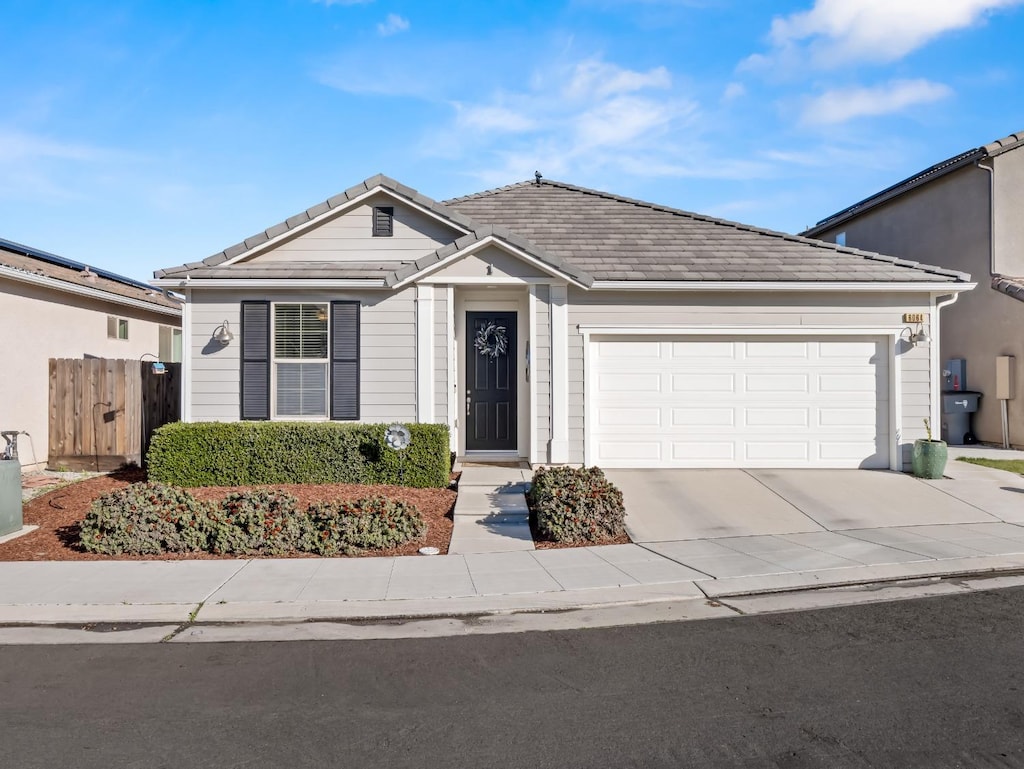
[527,466,626,544]
[80,482,212,555]
[146,422,450,489]
[206,489,312,556]
[306,497,426,556]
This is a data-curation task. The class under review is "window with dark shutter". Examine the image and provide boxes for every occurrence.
[330,301,360,420]
[372,206,394,237]
[240,301,271,420]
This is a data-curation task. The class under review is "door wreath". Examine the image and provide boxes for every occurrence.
[474,322,508,359]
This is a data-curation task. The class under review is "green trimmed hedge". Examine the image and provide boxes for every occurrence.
[146,422,450,488]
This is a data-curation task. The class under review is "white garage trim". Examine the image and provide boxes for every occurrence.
[581,325,902,471]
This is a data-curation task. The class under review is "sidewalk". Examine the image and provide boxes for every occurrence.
[1,449,1023,628]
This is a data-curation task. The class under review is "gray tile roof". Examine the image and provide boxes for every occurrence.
[1,238,181,312]
[155,175,970,285]
[166,261,400,281]
[447,179,968,283]
[805,129,1024,237]
[993,275,1024,302]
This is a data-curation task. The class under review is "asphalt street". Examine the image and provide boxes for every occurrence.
[3,587,1024,768]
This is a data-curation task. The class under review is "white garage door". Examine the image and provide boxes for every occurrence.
[591,337,890,469]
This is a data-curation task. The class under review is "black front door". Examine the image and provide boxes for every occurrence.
[466,311,517,451]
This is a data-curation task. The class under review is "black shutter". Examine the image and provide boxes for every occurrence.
[373,206,394,237]
[240,301,271,420]
[330,301,360,420]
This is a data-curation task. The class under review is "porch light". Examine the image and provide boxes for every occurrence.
[909,324,929,347]
[215,320,235,345]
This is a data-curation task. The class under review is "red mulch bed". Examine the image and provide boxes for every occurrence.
[0,469,457,561]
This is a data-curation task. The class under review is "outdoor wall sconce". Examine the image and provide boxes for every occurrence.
[903,323,929,348]
[214,320,235,345]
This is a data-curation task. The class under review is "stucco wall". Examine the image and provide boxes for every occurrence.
[812,163,1024,445]
[565,290,935,468]
[0,278,179,470]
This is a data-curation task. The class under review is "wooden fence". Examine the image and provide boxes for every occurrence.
[48,359,181,471]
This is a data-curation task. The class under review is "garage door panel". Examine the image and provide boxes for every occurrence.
[671,341,735,358]
[745,442,809,461]
[672,407,735,427]
[745,373,810,393]
[598,407,662,427]
[746,341,809,359]
[599,372,662,392]
[671,442,735,461]
[592,336,890,469]
[745,407,810,427]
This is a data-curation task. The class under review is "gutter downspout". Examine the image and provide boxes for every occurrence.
[932,293,961,439]
[976,158,995,276]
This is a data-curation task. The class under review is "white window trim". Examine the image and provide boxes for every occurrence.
[271,301,330,421]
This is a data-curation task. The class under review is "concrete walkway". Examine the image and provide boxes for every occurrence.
[1,448,1023,629]
[447,465,534,554]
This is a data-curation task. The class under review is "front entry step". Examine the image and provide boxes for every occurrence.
[448,466,535,554]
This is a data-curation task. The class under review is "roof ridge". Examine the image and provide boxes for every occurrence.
[455,177,968,282]
[441,180,535,204]
[805,128,1024,235]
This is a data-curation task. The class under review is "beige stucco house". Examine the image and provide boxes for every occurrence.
[153,176,973,471]
[0,238,182,470]
[804,130,1024,447]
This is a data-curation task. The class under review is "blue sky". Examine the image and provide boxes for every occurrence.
[3,0,1023,281]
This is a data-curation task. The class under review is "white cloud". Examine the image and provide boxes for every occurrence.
[800,78,952,124]
[721,82,746,101]
[747,0,1024,69]
[420,57,739,185]
[564,59,671,99]
[454,104,537,133]
[377,12,409,36]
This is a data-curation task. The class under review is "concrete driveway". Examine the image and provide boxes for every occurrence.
[606,467,1010,543]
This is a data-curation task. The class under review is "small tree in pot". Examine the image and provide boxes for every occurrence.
[912,418,947,479]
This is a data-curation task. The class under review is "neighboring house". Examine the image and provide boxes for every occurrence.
[152,176,972,471]
[0,238,182,470]
[803,130,1024,447]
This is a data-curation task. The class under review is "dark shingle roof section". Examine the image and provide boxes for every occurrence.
[153,174,476,279]
[1,237,181,312]
[386,225,593,287]
[805,129,1024,237]
[447,179,967,283]
[993,275,1024,302]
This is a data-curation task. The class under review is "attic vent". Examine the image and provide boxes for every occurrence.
[373,206,394,237]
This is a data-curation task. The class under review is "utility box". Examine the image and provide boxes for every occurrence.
[0,460,21,538]
[943,359,967,392]
[996,356,1015,400]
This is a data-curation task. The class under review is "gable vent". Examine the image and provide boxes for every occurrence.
[373,206,394,237]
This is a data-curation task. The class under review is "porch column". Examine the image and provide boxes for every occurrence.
[549,284,569,462]
[416,284,434,424]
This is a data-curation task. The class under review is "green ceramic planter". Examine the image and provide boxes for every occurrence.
[912,439,948,479]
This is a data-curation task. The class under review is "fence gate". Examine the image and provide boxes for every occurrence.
[48,359,181,471]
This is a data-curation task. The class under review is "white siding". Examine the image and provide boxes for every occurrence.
[567,290,933,469]
[433,287,449,424]
[189,288,416,423]
[246,193,460,264]
[534,284,552,455]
